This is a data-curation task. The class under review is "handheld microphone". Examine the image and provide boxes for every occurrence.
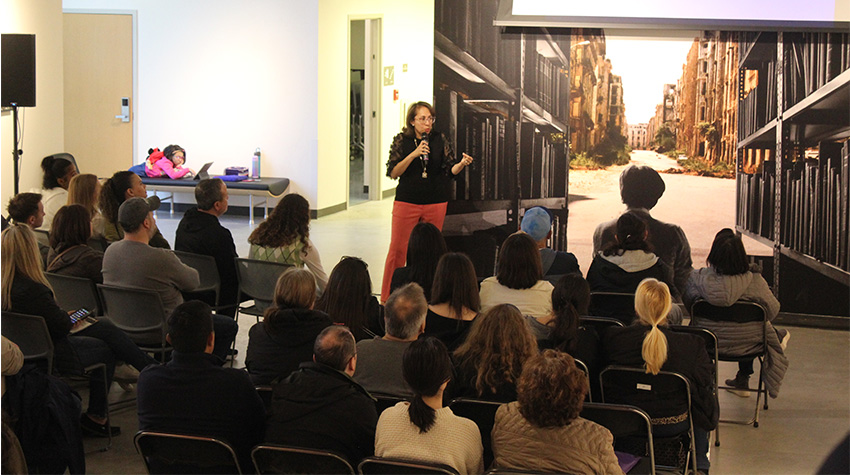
[421,133,429,163]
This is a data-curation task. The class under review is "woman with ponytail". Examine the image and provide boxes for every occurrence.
[603,278,717,474]
[99,171,170,248]
[37,155,78,231]
[375,337,483,475]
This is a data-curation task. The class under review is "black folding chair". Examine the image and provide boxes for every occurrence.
[135,431,242,474]
[256,386,273,414]
[173,250,222,309]
[358,457,459,475]
[1,312,54,375]
[234,258,292,323]
[589,292,637,325]
[574,358,592,402]
[690,298,768,428]
[600,366,698,475]
[448,398,502,469]
[97,284,171,363]
[580,315,626,339]
[46,272,103,316]
[581,402,656,475]
[251,444,354,474]
[669,324,721,446]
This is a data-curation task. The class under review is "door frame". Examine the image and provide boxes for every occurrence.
[348,15,382,203]
[63,8,138,166]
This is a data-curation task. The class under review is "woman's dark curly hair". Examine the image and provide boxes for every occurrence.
[248,193,311,249]
[517,350,588,428]
[99,171,136,226]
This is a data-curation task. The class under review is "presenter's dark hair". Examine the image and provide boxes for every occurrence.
[496,232,542,289]
[403,336,452,433]
[41,156,76,190]
[167,300,213,353]
[707,228,749,276]
[402,101,435,137]
[195,178,225,210]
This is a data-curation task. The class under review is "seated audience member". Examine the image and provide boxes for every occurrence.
[451,304,537,402]
[479,232,554,318]
[99,170,170,248]
[137,301,264,468]
[376,337,484,475]
[102,197,237,361]
[266,325,377,465]
[389,222,447,301]
[425,252,480,350]
[36,155,78,231]
[521,206,580,284]
[47,205,103,283]
[66,173,104,239]
[353,283,427,397]
[684,229,789,398]
[145,145,194,179]
[528,274,600,380]
[2,225,157,437]
[246,268,333,384]
[6,192,48,266]
[175,178,240,316]
[593,165,693,299]
[492,350,623,475]
[248,193,328,293]
[316,256,384,341]
[603,278,717,474]
[587,211,682,323]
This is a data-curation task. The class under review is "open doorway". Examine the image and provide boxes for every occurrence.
[349,17,381,205]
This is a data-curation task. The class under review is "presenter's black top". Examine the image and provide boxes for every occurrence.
[386,132,458,205]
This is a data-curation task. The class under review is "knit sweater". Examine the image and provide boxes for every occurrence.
[479,277,553,318]
[375,402,483,475]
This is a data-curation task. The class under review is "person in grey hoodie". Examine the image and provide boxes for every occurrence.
[683,229,789,398]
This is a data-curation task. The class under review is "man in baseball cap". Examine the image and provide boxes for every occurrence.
[520,206,580,284]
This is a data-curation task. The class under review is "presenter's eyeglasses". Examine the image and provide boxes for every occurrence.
[415,116,436,124]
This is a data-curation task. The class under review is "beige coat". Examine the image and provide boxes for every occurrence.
[492,402,624,475]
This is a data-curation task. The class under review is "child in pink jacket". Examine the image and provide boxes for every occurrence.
[145,144,194,179]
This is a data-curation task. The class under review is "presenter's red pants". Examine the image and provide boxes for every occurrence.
[381,200,448,302]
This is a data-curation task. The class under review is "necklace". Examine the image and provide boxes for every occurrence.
[416,137,429,179]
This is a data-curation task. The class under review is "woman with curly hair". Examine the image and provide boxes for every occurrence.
[451,303,537,402]
[99,170,170,248]
[492,350,623,474]
[315,256,383,341]
[247,193,327,292]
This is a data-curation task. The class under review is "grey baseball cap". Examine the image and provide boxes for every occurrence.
[118,196,160,230]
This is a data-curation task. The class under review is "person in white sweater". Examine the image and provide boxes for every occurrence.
[479,232,553,318]
[375,336,483,475]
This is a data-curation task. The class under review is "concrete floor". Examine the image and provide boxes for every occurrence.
[84,165,849,474]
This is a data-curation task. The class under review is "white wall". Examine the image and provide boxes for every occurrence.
[1,0,66,207]
[317,0,434,210]
[62,0,320,205]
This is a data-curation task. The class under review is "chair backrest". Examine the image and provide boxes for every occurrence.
[580,402,656,474]
[579,316,624,340]
[134,431,242,474]
[690,299,767,324]
[46,272,102,316]
[256,386,273,413]
[374,395,407,415]
[599,366,692,430]
[174,250,221,304]
[1,312,54,375]
[234,258,292,308]
[96,284,167,342]
[589,292,636,325]
[448,398,502,468]
[87,236,108,253]
[251,444,354,475]
[358,457,459,475]
[668,325,718,364]
[33,228,50,248]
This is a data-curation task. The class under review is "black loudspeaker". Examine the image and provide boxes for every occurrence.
[1,34,36,107]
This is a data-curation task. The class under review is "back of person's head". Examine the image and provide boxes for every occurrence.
[167,300,213,353]
[249,193,310,248]
[620,165,665,210]
[41,155,76,190]
[707,228,749,276]
[2,225,51,310]
[67,173,100,216]
[520,206,552,243]
[496,232,543,289]
[517,350,588,428]
[313,325,356,371]
[602,210,652,256]
[49,204,92,250]
[635,278,671,374]
[405,222,447,300]
[162,144,186,163]
[195,178,225,211]
[549,274,590,353]
[430,252,481,317]
[100,171,136,224]
[315,256,372,331]
[272,267,317,310]
[453,303,537,396]
[6,193,42,224]
[384,283,427,339]
[403,336,452,433]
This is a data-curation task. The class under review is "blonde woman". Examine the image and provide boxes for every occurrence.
[1,225,156,437]
[67,173,104,238]
[602,278,716,473]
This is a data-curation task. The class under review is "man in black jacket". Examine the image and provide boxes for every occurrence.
[175,178,239,316]
[265,325,378,466]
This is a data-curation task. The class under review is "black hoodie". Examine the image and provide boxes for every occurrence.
[266,361,377,465]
